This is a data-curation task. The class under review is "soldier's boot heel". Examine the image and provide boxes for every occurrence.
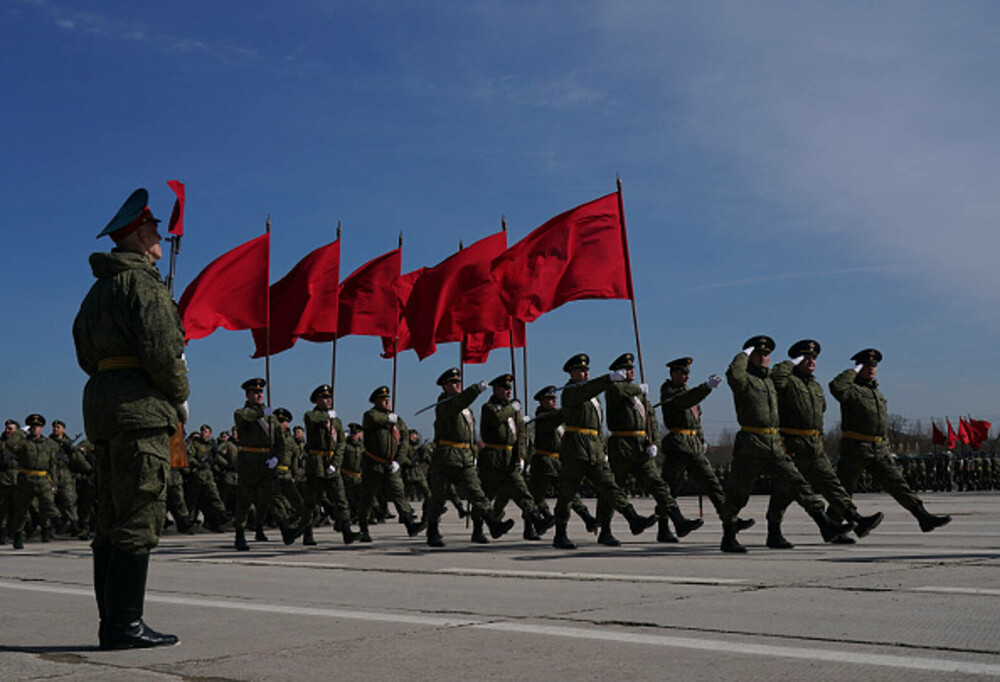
[809,509,854,542]
[735,517,756,532]
[720,523,747,553]
[254,525,269,542]
[101,550,178,650]
[912,503,951,532]
[597,521,621,546]
[765,521,794,549]
[471,518,490,544]
[426,521,445,548]
[552,524,577,550]
[530,509,554,535]
[667,506,704,538]
[41,526,51,543]
[845,508,884,538]
[279,520,303,546]
[302,526,317,546]
[522,517,541,541]
[402,514,427,538]
[234,529,249,551]
[656,518,679,543]
[341,525,361,545]
[358,520,372,543]
[12,531,24,550]
[575,507,598,534]
[622,504,658,535]
[485,511,515,539]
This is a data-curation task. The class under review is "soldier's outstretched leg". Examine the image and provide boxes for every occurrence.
[911,502,951,532]
[597,520,620,546]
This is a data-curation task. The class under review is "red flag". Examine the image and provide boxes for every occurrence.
[931,420,946,446]
[381,267,425,358]
[946,419,958,450]
[489,192,631,323]
[462,319,526,364]
[167,180,185,237]
[178,233,269,342]
[958,418,973,445]
[250,238,340,358]
[403,232,509,360]
[336,248,401,338]
[969,418,992,448]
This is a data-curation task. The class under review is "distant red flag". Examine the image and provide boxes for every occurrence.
[946,419,958,450]
[931,420,946,446]
[381,267,426,359]
[404,232,509,360]
[250,238,340,358]
[969,418,992,448]
[958,418,973,446]
[462,319,526,364]
[336,248,401,338]
[178,233,269,342]
[167,180,185,237]
[489,192,631,323]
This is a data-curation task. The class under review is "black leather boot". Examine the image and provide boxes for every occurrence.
[41,525,51,543]
[484,511,515,539]
[735,517,756,532]
[657,517,678,543]
[402,513,427,537]
[530,509,555,535]
[426,521,445,547]
[597,521,620,546]
[254,524,269,542]
[552,523,577,549]
[471,518,490,544]
[574,506,598,534]
[234,528,249,551]
[666,506,704,538]
[720,522,747,553]
[809,508,855,542]
[766,521,794,549]
[358,519,372,543]
[279,520,303,545]
[341,524,360,545]
[849,509,884,538]
[912,503,951,532]
[523,517,540,541]
[93,546,112,648]
[12,531,24,550]
[621,504,658,535]
[303,526,317,546]
[101,550,179,650]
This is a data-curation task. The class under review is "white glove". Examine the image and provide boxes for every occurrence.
[180,353,188,370]
[522,414,532,424]
[176,400,189,423]
[511,399,521,413]
[326,464,337,474]
[478,380,488,392]
[327,409,337,419]
[743,347,754,356]
[609,369,628,382]
[640,383,649,395]
[388,413,398,424]
[854,363,863,372]
[646,444,658,459]
[266,456,278,469]
[263,407,274,416]
[389,461,400,474]
[707,374,723,389]
[518,459,526,471]
[791,356,804,366]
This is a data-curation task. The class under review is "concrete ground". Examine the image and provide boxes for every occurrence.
[1,491,998,681]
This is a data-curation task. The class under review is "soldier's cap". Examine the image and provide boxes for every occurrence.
[608,353,634,371]
[667,357,693,372]
[788,339,821,359]
[199,423,212,431]
[241,377,266,392]
[219,431,230,438]
[5,419,20,428]
[310,384,333,403]
[851,348,882,366]
[348,422,363,432]
[742,335,776,354]
[436,367,461,386]
[97,188,161,241]
[562,353,590,373]
[533,385,557,401]
[489,373,513,389]
[273,407,292,423]
[369,385,390,403]
[25,414,45,427]
[52,419,66,428]
[409,429,419,438]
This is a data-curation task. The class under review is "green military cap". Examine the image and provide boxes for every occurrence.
[273,407,292,423]
[97,188,161,241]
[52,419,66,428]
[219,431,230,438]
[489,373,513,389]
[562,353,590,373]
[25,413,45,427]
[409,429,420,437]
[199,423,212,431]
[5,419,20,428]
[742,335,776,354]
[242,377,266,391]
[436,367,461,386]
[788,339,821,358]
[348,422,363,432]
[369,385,390,403]
[608,353,634,371]
[851,348,882,366]
[533,385,557,401]
[667,357,693,372]
[310,384,332,402]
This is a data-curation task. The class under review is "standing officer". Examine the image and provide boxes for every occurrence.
[720,336,852,553]
[770,340,884,548]
[8,414,61,548]
[358,386,426,542]
[302,384,359,546]
[552,353,658,550]
[829,349,951,531]
[601,353,702,546]
[73,188,188,649]
[424,368,515,547]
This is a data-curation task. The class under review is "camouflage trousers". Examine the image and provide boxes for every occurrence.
[528,465,590,518]
[661,445,728,519]
[12,472,60,533]
[166,468,191,526]
[358,456,414,523]
[479,452,537,519]
[768,435,855,523]
[426,461,491,523]
[233,453,289,530]
[554,456,628,525]
[185,468,227,525]
[835,439,921,516]
[599,437,678,523]
[302,472,350,526]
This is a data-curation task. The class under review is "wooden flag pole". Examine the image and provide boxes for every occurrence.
[330,222,341,408]
[264,215,272,408]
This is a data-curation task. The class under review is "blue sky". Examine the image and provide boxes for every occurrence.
[2,1,998,444]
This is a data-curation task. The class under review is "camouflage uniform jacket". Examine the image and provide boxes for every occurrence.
[605,381,660,447]
[233,402,284,458]
[303,408,346,478]
[560,375,612,464]
[8,435,59,476]
[1,431,25,486]
[829,369,888,440]
[479,395,519,470]
[433,384,484,468]
[363,408,407,464]
[659,380,711,454]
[531,407,564,477]
[726,352,779,429]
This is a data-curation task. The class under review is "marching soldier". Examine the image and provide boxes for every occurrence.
[829,349,951,532]
[49,420,86,536]
[8,414,61,548]
[720,336,852,553]
[213,431,239,513]
[273,408,305,530]
[424,368,515,547]
[184,424,229,532]
[1,419,23,544]
[341,423,365,523]
[403,430,432,504]
[552,353,658,549]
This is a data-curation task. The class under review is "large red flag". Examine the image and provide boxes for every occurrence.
[381,267,425,358]
[489,192,631,323]
[250,238,340,358]
[958,418,973,446]
[462,319,526,364]
[178,233,269,342]
[167,180,185,237]
[404,232,509,360]
[931,420,946,446]
[969,418,992,448]
[946,419,958,450]
[336,248,401,339]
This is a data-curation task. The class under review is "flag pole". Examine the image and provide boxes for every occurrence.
[502,216,526,465]
[330,221,342,408]
[458,239,465,385]
[392,232,402,414]
[265,214,272,408]
[166,234,181,299]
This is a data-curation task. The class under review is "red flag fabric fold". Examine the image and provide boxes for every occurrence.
[489,192,631,323]
[381,267,426,358]
[969,418,992,449]
[946,419,958,450]
[167,180,185,237]
[335,248,401,339]
[931,420,946,446]
[958,418,973,445]
[250,238,341,358]
[462,319,526,364]
[178,233,269,342]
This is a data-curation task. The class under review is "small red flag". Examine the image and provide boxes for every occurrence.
[167,180,185,237]
[462,319,526,364]
[931,420,946,446]
[946,419,958,450]
[336,248,401,339]
[969,418,992,448]
[178,233,269,342]
[958,418,973,446]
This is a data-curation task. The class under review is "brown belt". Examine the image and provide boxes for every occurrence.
[741,426,779,435]
[611,430,646,438]
[365,450,390,463]
[341,469,362,478]
[437,440,471,449]
[309,449,334,456]
[669,428,697,436]
[97,356,142,371]
[780,427,821,437]
[843,431,883,443]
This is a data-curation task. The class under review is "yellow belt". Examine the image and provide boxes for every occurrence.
[669,428,698,436]
[365,450,390,463]
[781,427,821,437]
[276,465,290,471]
[97,356,142,371]
[309,449,334,456]
[19,468,48,477]
[437,440,471,449]
[843,431,883,443]
[341,469,362,478]
[483,442,513,451]
[565,426,599,437]
[535,450,559,458]
[611,430,646,438]
[741,426,779,435]
[240,446,270,454]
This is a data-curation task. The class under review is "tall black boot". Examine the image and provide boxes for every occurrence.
[735,517,756,532]
[574,506,598,534]
[341,523,360,545]
[402,513,427,537]
[523,516,540,541]
[0,526,6,544]
[254,524,269,542]
[93,546,112,648]
[234,528,249,551]
[912,503,951,532]
[358,519,372,543]
[41,525,51,543]
[12,531,24,550]
[530,509,555,535]
[597,520,620,546]
[657,517,678,543]
[471,518,490,544]
[666,506,704,538]
[302,525,317,546]
[101,550,179,650]
[426,521,445,548]
[844,508,884,538]
[552,523,577,549]
[484,510,515,539]
[766,521,794,549]
[808,508,855,542]
[720,522,747,553]
[621,504,658,535]
[280,519,302,545]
